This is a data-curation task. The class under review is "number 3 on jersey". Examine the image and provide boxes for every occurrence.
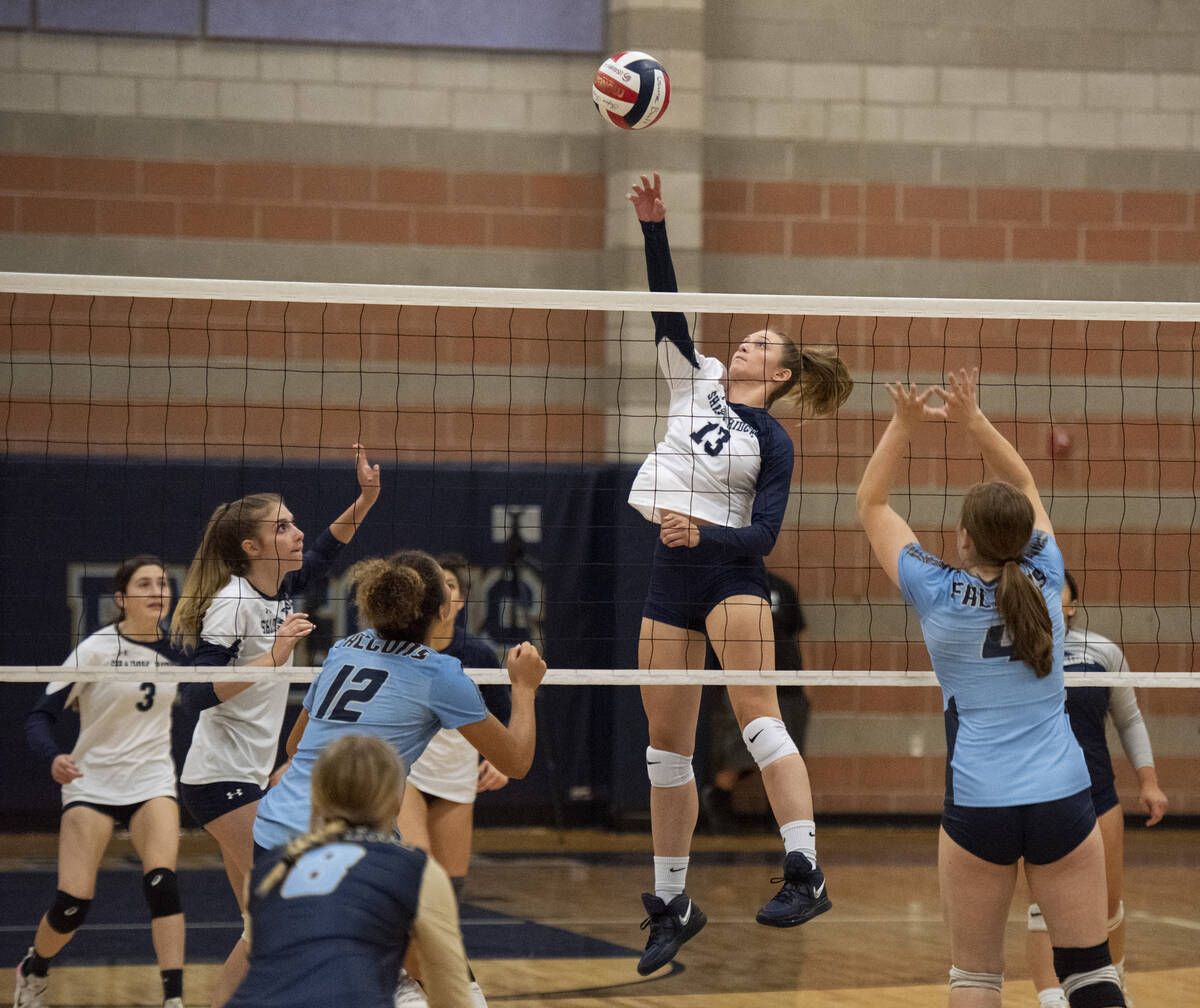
[691,421,730,457]
[313,664,387,722]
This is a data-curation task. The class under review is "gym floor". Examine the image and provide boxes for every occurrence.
[2,823,1197,1007]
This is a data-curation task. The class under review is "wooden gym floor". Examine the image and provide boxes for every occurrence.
[1,823,1197,1007]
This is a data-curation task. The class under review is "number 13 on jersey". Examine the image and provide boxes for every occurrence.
[691,421,730,457]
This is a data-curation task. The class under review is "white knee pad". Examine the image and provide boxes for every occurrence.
[1028,902,1048,932]
[645,746,693,788]
[1107,900,1124,933]
[949,966,1003,993]
[742,716,798,770]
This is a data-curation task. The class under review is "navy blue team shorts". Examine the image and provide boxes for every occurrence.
[180,780,265,827]
[62,796,175,829]
[1089,777,1120,818]
[942,786,1096,866]
[642,536,770,633]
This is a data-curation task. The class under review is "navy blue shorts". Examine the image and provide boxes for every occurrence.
[942,787,1096,866]
[179,780,264,827]
[642,537,770,632]
[1090,777,1120,818]
[62,797,174,829]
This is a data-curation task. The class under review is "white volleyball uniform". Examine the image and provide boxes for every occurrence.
[182,530,344,791]
[181,575,295,790]
[628,343,763,528]
[406,729,478,804]
[51,625,179,806]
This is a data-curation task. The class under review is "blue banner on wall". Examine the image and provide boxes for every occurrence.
[13,0,602,51]
[209,0,602,51]
[0,456,655,828]
[36,0,201,35]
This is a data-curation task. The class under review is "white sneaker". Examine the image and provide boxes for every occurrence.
[468,979,488,1008]
[163,999,185,1008]
[393,970,429,1008]
[14,950,48,1008]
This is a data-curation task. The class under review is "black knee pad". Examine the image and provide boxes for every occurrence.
[142,867,182,918]
[1053,941,1125,1008]
[46,890,91,934]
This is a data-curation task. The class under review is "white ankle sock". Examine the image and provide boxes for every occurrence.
[780,819,817,864]
[654,855,689,899]
[1037,987,1068,1008]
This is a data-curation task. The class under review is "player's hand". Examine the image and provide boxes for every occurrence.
[51,753,83,785]
[627,172,666,222]
[354,443,382,507]
[885,381,938,431]
[506,641,547,691]
[476,759,509,793]
[1140,783,1169,826]
[270,612,316,664]
[660,511,699,548]
[930,366,982,426]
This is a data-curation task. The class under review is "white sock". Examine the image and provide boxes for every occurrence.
[780,819,817,864]
[654,855,689,899]
[1037,987,1068,1008]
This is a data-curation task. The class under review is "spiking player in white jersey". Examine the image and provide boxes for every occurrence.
[170,444,380,1008]
[1025,570,1168,1008]
[16,556,187,1008]
[624,173,853,975]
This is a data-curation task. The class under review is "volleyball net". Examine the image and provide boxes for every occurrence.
[2,271,1197,690]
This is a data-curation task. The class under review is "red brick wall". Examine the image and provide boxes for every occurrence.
[704,179,1200,263]
[0,155,606,250]
[5,155,1200,263]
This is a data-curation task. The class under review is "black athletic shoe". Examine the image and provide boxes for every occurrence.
[637,892,707,975]
[755,852,832,927]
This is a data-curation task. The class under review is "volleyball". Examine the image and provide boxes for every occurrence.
[592,50,670,130]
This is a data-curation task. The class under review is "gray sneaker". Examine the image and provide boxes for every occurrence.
[393,969,428,1008]
[14,950,48,1008]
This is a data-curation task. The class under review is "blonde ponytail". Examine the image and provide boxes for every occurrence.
[171,493,283,649]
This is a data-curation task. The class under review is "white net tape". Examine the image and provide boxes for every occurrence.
[3,270,1200,321]
[0,666,1190,687]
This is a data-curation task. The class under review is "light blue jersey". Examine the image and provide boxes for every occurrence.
[254,629,488,849]
[897,532,1089,807]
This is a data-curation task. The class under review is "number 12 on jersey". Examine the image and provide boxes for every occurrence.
[313,664,387,722]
